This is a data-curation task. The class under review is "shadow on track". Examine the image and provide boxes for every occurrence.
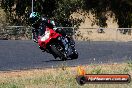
[42,58,75,63]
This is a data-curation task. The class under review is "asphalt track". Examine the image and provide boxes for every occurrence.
[0,40,132,71]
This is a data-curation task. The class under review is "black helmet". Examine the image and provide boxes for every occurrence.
[29,12,41,25]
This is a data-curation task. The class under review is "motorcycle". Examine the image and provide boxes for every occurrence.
[37,26,78,61]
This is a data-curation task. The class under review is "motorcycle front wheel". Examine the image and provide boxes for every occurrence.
[50,44,67,61]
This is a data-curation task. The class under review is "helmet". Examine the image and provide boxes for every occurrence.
[50,20,56,26]
[29,12,41,25]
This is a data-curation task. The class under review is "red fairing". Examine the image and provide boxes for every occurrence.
[38,27,62,48]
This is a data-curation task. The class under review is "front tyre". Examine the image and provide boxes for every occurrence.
[50,45,67,61]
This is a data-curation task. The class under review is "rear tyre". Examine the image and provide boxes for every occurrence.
[50,45,67,61]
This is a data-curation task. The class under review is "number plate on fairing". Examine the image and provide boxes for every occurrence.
[41,30,50,41]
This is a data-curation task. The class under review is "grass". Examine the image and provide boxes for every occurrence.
[0,62,132,88]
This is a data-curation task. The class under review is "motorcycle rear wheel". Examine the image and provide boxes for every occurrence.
[69,51,78,59]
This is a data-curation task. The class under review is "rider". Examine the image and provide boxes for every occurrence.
[29,12,55,43]
[29,12,75,56]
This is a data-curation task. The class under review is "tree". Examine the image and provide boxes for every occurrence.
[0,0,132,27]
[83,0,132,27]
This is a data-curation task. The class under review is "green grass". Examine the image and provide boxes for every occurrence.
[0,62,132,88]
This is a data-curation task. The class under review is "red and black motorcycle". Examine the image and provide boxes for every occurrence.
[37,26,78,61]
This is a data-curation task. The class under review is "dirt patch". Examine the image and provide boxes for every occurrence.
[74,28,132,41]
[71,12,132,41]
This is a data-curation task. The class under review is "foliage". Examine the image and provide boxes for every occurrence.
[0,0,132,27]
[83,0,132,27]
